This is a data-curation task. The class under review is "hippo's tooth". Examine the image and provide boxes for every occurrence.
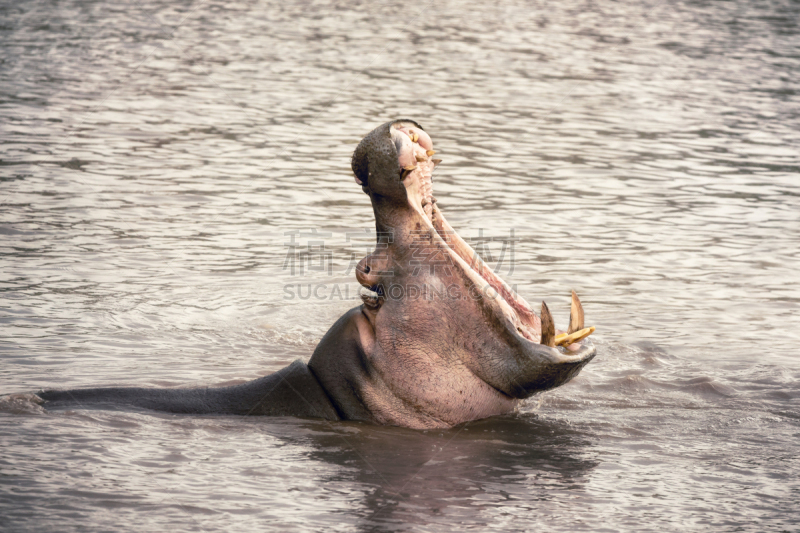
[567,290,585,334]
[415,154,426,162]
[426,150,436,156]
[555,327,596,347]
[410,132,419,143]
[432,159,442,168]
[540,302,556,347]
[400,165,417,180]
[361,294,380,309]
[360,287,381,309]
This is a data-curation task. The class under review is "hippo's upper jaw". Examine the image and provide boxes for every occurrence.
[312,120,596,429]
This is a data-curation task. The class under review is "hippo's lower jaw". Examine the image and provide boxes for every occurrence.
[377,120,593,344]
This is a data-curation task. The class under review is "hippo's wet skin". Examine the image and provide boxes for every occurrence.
[38,120,597,429]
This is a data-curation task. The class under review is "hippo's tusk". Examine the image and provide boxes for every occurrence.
[540,301,556,347]
[555,326,595,347]
[432,159,442,168]
[568,290,585,334]
[426,150,436,156]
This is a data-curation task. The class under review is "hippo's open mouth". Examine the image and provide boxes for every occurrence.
[361,120,595,353]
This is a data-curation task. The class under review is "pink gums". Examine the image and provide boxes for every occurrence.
[393,123,542,343]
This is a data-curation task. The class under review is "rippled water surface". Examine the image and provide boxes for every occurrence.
[1,0,799,531]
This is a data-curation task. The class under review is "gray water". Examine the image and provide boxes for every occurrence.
[1,0,799,531]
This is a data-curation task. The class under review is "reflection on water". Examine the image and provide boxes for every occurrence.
[303,415,597,530]
[1,0,799,530]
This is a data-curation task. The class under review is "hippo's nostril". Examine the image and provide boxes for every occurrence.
[363,265,371,274]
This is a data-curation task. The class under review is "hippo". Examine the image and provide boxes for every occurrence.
[37,120,597,429]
